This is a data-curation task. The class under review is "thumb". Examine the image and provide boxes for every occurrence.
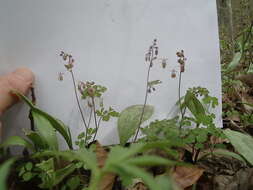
[0,67,35,115]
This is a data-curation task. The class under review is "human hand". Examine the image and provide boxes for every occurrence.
[0,68,34,137]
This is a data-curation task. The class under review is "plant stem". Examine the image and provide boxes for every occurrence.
[70,70,89,143]
[87,106,93,128]
[178,71,185,130]
[92,97,99,142]
[133,63,152,142]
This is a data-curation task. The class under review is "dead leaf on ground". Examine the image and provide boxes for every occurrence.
[95,141,116,190]
[210,136,229,145]
[172,166,204,189]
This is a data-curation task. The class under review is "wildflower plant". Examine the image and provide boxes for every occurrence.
[59,51,119,146]
[133,39,167,142]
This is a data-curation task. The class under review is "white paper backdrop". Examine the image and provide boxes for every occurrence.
[0,0,222,146]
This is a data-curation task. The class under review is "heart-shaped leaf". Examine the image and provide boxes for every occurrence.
[117,105,154,145]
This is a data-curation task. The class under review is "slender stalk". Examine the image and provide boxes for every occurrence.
[91,97,99,142]
[178,71,185,130]
[70,70,89,143]
[87,106,93,128]
[29,87,36,131]
[133,63,152,142]
[93,116,102,142]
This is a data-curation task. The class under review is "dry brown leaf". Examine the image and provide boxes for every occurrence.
[95,141,116,190]
[172,166,204,189]
[210,136,229,145]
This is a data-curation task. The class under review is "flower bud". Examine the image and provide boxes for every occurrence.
[161,59,167,68]
[171,69,176,78]
[58,72,64,81]
[87,87,95,97]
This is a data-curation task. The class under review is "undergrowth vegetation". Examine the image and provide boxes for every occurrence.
[1,31,253,189]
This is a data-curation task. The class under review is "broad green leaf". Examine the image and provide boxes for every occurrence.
[32,111,58,150]
[227,52,242,71]
[0,159,16,190]
[0,136,34,151]
[117,105,154,145]
[199,149,246,163]
[224,129,253,165]
[13,91,73,149]
[184,91,205,119]
[24,129,48,150]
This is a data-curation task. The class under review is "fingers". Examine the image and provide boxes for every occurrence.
[0,67,35,115]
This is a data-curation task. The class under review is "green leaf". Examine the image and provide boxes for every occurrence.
[227,52,242,71]
[148,80,162,87]
[33,149,98,172]
[78,132,85,139]
[224,129,253,165]
[22,172,33,181]
[117,105,154,145]
[36,158,55,172]
[117,164,163,190]
[125,155,177,166]
[184,91,205,120]
[25,162,33,171]
[106,143,145,164]
[66,176,80,190]
[53,164,76,186]
[0,159,15,190]
[32,111,59,150]
[13,91,73,149]
[24,129,48,150]
[155,175,175,190]
[199,149,246,163]
[0,136,34,151]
